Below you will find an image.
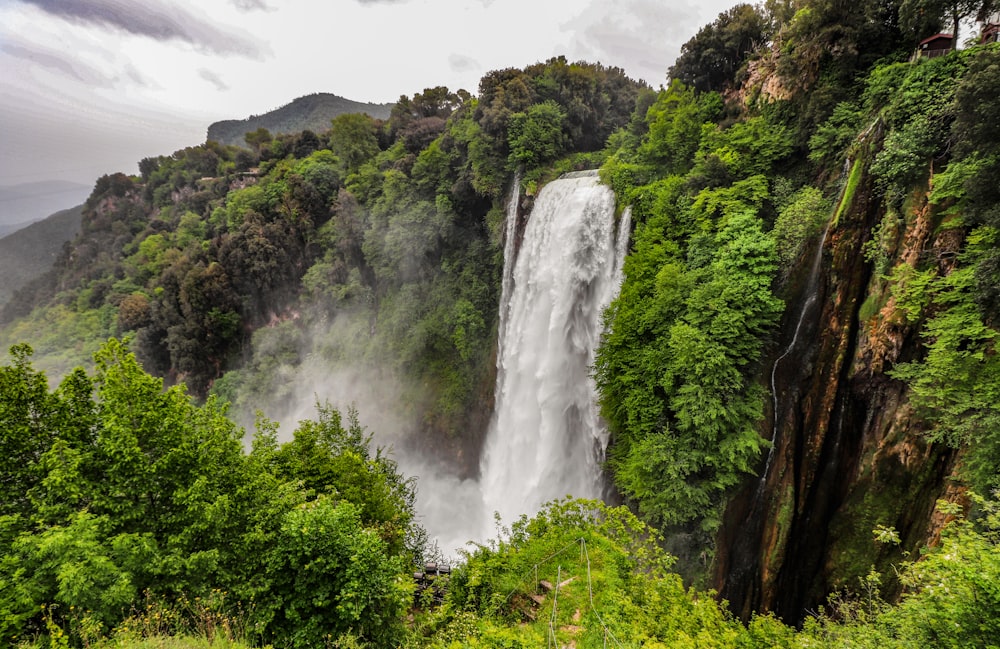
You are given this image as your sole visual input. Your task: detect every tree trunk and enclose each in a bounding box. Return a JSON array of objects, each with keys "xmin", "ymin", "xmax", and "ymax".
[{"xmin": 952, "ymin": 8, "xmax": 960, "ymax": 49}]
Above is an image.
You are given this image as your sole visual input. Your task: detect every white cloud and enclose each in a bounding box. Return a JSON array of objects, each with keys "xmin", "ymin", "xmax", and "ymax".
[{"xmin": 561, "ymin": 0, "xmax": 703, "ymax": 87}]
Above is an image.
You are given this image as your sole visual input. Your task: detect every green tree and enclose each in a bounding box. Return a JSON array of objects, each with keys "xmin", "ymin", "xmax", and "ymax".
[
  {"xmin": 0, "ymin": 345, "xmax": 57, "ymax": 523},
  {"xmin": 255, "ymin": 497, "xmax": 408, "ymax": 649},
  {"xmin": 273, "ymin": 404, "xmax": 418, "ymax": 557},
  {"xmin": 244, "ymin": 127, "xmax": 273, "ymax": 153},
  {"xmin": 636, "ymin": 81, "xmax": 709, "ymax": 176},
  {"xmin": 507, "ymin": 101, "xmax": 567, "ymax": 169},
  {"xmin": 669, "ymin": 3, "xmax": 772, "ymax": 92},
  {"xmin": 0, "ymin": 340, "xmax": 422, "ymax": 646},
  {"xmin": 329, "ymin": 113, "xmax": 380, "ymax": 176}
]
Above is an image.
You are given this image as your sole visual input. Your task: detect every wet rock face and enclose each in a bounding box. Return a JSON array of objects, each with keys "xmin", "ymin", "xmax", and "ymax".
[{"xmin": 714, "ymin": 162, "xmax": 958, "ymax": 622}]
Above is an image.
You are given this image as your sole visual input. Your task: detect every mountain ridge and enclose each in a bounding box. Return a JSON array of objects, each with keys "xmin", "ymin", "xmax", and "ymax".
[
  {"xmin": 0, "ymin": 180, "xmax": 91, "ymax": 228},
  {"xmin": 207, "ymin": 92, "xmax": 394, "ymax": 146},
  {"xmin": 0, "ymin": 203, "xmax": 83, "ymax": 308}
]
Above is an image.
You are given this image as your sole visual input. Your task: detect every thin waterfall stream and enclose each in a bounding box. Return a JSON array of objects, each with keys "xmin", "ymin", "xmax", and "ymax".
[
  {"xmin": 759, "ymin": 158, "xmax": 851, "ymax": 492},
  {"xmin": 757, "ymin": 224, "xmax": 830, "ymax": 494},
  {"xmin": 760, "ymin": 224, "xmax": 830, "ymax": 490}
]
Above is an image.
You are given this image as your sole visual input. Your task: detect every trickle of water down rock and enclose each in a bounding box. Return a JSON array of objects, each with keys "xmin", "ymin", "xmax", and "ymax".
[{"xmin": 479, "ymin": 170, "xmax": 630, "ymax": 531}]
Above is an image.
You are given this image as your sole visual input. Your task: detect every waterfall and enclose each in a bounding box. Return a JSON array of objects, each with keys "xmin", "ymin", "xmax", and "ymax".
[
  {"xmin": 479, "ymin": 170, "xmax": 627, "ymax": 529},
  {"xmin": 497, "ymin": 172, "xmax": 521, "ymax": 367},
  {"xmin": 761, "ymin": 211, "xmax": 834, "ymax": 492}
]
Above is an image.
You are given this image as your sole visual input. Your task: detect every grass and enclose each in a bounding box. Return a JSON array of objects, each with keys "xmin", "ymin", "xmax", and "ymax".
[
  {"xmin": 832, "ymin": 157, "xmax": 864, "ymax": 228},
  {"xmin": 89, "ymin": 636, "xmax": 255, "ymax": 649}
]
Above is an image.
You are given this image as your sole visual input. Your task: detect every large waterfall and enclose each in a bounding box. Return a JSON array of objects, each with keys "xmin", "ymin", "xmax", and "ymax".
[{"xmin": 479, "ymin": 170, "xmax": 629, "ymax": 529}]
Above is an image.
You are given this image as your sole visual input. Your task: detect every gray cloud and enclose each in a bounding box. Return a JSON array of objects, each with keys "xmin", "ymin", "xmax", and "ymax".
[
  {"xmin": 0, "ymin": 40, "xmax": 112, "ymax": 86},
  {"xmin": 123, "ymin": 63, "xmax": 155, "ymax": 88},
  {"xmin": 562, "ymin": 0, "xmax": 700, "ymax": 86},
  {"xmin": 448, "ymin": 52, "xmax": 480, "ymax": 74},
  {"xmin": 230, "ymin": 0, "xmax": 271, "ymax": 10},
  {"xmin": 198, "ymin": 68, "xmax": 230, "ymax": 91},
  {"xmin": 19, "ymin": 0, "xmax": 268, "ymax": 58}
]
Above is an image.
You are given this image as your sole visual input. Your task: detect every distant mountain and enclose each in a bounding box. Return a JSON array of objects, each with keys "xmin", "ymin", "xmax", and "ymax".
[
  {"xmin": 0, "ymin": 181, "xmax": 91, "ymax": 228},
  {"xmin": 207, "ymin": 93, "xmax": 394, "ymax": 147},
  {"xmin": 0, "ymin": 204, "xmax": 83, "ymax": 308},
  {"xmin": 0, "ymin": 219, "xmax": 35, "ymax": 238}
]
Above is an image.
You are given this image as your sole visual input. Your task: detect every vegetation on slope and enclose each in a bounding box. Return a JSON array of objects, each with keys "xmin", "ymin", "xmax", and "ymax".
[
  {"xmin": 1, "ymin": 59, "xmax": 642, "ymax": 441},
  {"xmin": 0, "ymin": 204, "xmax": 83, "ymax": 308},
  {"xmin": 881, "ymin": 46, "xmax": 1000, "ymax": 496},
  {"xmin": 1, "ymin": 340, "xmax": 416, "ymax": 648},
  {"xmin": 596, "ymin": 85, "xmax": 791, "ymax": 543},
  {"xmin": 593, "ymin": 0, "xmax": 1000, "ymax": 579},
  {"xmin": 4, "ymin": 363, "xmax": 995, "ymax": 649}
]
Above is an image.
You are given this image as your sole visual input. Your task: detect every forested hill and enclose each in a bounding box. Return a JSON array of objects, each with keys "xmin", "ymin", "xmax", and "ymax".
[
  {"xmin": 0, "ymin": 204, "xmax": 83, "ymax": 308},
  {"xmin": 206, "ymin": 92, "xmax": 394, "ymax": 146},
  {"xmin": 4, "ymin": 0, "xmax": 1000, "ymax": 644},
  {"xmin": 1, "ymin": 62, "xmax": 642, "ymax": 438}
]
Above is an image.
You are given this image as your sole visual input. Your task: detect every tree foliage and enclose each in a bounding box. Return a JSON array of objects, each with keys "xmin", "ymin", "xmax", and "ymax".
[
  {"xmin": 596, "ymin": 85, "xmax": 788, "ymax": 536},
  {"xmin": 0, "ymin": 340, "xmax": 418, "ymax": 648},
  {"xmin": 669, "ymin": 3, "xmax": 773, "ymax": 93}
]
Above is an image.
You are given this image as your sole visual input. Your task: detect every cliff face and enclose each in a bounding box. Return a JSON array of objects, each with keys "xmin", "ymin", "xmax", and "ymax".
[{"xmin": 715, "ymin": 138, "xmax": 962, "ymax": 621}]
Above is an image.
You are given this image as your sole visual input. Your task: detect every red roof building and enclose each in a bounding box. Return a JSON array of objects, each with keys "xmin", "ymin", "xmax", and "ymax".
[{"xmin": 918, "ymin": 33, "xmax": 954, "ymax": 57}]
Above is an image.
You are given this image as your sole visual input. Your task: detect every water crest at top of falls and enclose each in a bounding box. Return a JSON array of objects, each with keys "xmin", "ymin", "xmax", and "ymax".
[{"xmin": 479, "ymin": 171, "xmax": 629, "ymax": 530}]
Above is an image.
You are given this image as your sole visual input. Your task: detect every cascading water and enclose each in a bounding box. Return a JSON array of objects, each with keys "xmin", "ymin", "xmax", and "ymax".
[
  {"xmin": 497, "ymin": 171, "xmax": 522, "ymax": 361},
  {"xmin": 479, "ymin": 170, "xmax": 628, "ymax": 530}
]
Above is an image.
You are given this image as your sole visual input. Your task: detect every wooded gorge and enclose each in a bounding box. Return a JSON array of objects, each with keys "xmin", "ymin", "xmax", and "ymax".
[{"xmin": 3, "ymin": 0, "xmax": 1000, "ymax": 646}]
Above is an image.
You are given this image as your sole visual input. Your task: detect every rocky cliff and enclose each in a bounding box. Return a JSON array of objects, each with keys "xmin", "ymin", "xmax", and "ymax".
[{"xmin": 715, "ymin": 125, "xmax": 965, "ymax": 621}]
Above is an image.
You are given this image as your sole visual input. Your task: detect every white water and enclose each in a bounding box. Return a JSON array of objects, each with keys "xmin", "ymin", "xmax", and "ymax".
[
  {"xmin": 497, "ymin": 172, "xmax": 522, "ymax": 368},
  {"xmin": 478, "ymin": 170, "xmax": 627, "ymax": 531}
]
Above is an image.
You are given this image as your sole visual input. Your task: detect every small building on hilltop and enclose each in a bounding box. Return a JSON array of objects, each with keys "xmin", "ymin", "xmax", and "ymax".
[{"xmin": 918, "ymin": 33, "xmax": 954, "ymax": 58}]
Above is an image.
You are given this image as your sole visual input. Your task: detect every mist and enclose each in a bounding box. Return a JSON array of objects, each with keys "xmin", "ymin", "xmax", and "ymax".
[{"xmin": 225, "ymin": 308, "xmax": 488, "ymax": 560}]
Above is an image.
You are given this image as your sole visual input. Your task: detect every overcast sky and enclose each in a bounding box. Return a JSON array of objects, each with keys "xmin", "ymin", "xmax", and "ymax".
[{"xmin": 0, "ymin": 0, "xmax": 738, "ymax": 187}]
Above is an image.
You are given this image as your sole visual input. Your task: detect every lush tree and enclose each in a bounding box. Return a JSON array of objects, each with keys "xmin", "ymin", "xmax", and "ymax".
[
  {"xmin": 273, "ymin": 404, "xmax": 418, "ymax": 557},
  {"xmin": 900, "ymin": 0, "xmax": 994, "ymax": 45},
  {"xmin": 256, "ymin": 497, "xmax": 408, "ymax": 648},
  {"xmin": 244, "ymin": 127, "xmax": 273, "ymax": 153},
  {"xmin": 292, "ymin": 129, "xmax": 321, "ymax": 159},
  {"xmin": 0, "ymin": 344, "xmax": 60, "ymax": 523},
  {"xmin": 0, "ymin": 340, "xmax": 420, "ymax": 647},
  {"xmin": 669, "ymin": 3, "xmax": 772, "ymax": 92},
  {"xmin": 635, "ymin": 81, "xmax": 709, "ymax": 176},
  {"xmin": 507, "ymin": 100, "xmax": 566, "ymax": 169},
  {"xmin": 329, "ymin": 113, "xmax": 381, "ymax": 176}
]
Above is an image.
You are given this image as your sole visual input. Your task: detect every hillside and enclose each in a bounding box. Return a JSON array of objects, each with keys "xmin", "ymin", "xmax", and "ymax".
[
  {"xmin": 206, "ymin": 92, "xmax": 394, "ymax": 146},
  {"xmin": 0, "ymin": 204, "xmax": 83, "ymax": 308},
  {"xmin": 0, "ymin": 220, "xmax": 33, "ymax": 238},
  {"xmin": 0, "ymin": 180, "xmax": 90, "ymax": 228}
]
